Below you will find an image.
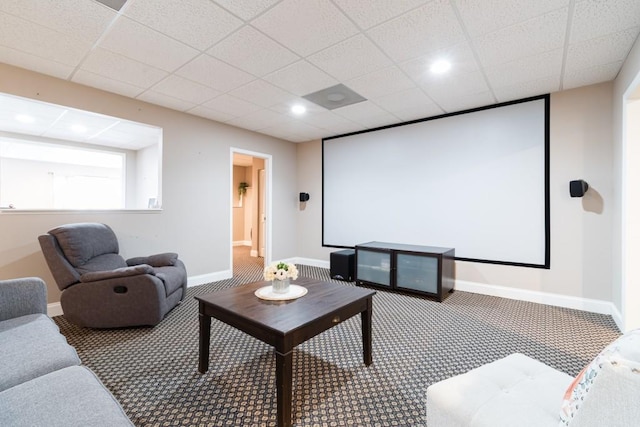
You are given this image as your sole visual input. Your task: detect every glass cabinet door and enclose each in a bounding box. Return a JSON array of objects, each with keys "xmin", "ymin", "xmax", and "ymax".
[
  {"xmin": 396, "ymin": 253, "xmax": 438, "ymax": 293},
  {"xmin": 356, "ymin": 249, "xmax": 391, "ymax": 287}
]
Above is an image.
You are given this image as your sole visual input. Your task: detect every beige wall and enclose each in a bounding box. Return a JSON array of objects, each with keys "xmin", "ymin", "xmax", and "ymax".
[
  {"xmin": 296, "ymin": 82, "xmax": 615, "ymax": 302},
  {"xmin": 0, "ymin": 63, "xmax": 298, "ymax": 303}
]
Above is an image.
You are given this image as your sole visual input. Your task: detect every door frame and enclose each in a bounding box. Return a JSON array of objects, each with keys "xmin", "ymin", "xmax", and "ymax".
[{"xmin": 230, "ymin": 148, "xmax": 272, "ymax": 271}]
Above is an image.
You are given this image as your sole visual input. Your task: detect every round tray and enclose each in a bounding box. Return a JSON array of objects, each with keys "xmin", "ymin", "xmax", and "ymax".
[{"xmin": 255, "ymin": 284, "xmax": 308, "ymax": 301}]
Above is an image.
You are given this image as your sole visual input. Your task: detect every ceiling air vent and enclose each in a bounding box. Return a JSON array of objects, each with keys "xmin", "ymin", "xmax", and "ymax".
[
  {"xmin": 95, "ymin": 0, "xmax": 128, "ymax": 11},
  {"xmin": 302, "ymin": 84, "xmax": 367, "ymax": 110}
]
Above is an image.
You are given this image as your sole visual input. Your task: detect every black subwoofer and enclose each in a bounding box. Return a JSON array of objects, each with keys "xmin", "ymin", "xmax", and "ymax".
[{"xmin": 330, "ymin": 249, "xmax": 355, "ymax": 281}]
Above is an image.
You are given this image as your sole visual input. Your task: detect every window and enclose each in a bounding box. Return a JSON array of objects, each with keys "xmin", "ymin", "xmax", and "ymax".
[{"xmin": 0, "ymin": 93, "xmax": 162, "ymax": 210}]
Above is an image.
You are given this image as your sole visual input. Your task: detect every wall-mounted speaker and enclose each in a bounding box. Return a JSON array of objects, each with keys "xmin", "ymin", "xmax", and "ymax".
[
  {"xmin": 299, "ymin": 192, "xmax": 310, "ymax": 202},
  {"xmin": 570, "ymin": 180, "xmax": 589, "ymax": 198}
]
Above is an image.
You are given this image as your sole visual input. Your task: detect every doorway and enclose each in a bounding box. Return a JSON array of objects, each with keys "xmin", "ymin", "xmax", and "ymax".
[{"xmin": 231, "ymin": 149, "xmax": 271, "ymax": 274}]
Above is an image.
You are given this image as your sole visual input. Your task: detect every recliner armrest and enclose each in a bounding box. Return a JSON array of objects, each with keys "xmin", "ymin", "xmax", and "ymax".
[
  {"xmin": 126, "ymin": 252, "xmax": 178, "ymax": 267},
  {"xmin": 0, "ymin": 277, "xmax": 47, "ymax": 321},
  {"xmin": 79, "ymin": 265, "xmax": 155, "ymax": 283}
]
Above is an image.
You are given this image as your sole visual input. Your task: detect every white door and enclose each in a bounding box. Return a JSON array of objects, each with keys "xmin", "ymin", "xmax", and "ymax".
[{"xmin": 258, "ymin": 168, "xmax": 266, "ymax": 258}]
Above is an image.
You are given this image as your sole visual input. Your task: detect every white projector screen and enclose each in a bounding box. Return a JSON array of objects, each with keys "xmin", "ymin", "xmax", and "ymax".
[{"xmin": 322, "ymin": 95, "xmax": 549, "ymax": 268}]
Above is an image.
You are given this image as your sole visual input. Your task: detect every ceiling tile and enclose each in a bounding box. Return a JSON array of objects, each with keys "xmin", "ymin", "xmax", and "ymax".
[
  {"xmin": 175, "ymin": 54, "xmax": 256, "ymax": 92},
  {"xmin": 366, "ymin": 0, "xmax": 466, "ymax": 62},
  {"xmin": 485, "ymin": 49, "xmax": 563, "ymax": 89},
  {"xmin": 0, "ymin": 93, "xmax": 67, "ymax": 136},
  {"xmin": 474, "ymin": 8, "xmax": 568, "ymax": 67},
  {"xmin": 0, "ymin": 45, "xmax": 73, "ymax": 80},
  {"xmin": 454, "ymin": 0, "xmax": 569, "ymax": 37},
  {"xmin": 0, "ymin": 0, "xmax": 117, "ymax": 43},
  {"xmin": 213, "ymin": 0, "xmax": 281, "ymax": 20},
  {"xmin": 42, "ymin": 109, "xmax": 120, "ymax": 141},
  {"xmin": 297, "ymin": 110, "xmax": 355, "ymax": 129},
  {"xmin": 90, "ymin": 120, "xmax": 161, "ymax": 150},
  {"xmin": 420, "ymin": 70, "xmax": 491, "ymax": 101},
  {"xmin": 72, "ymin": 69, "xmax": 146, "ymax": 98},
  {"xmin": 436, "ymin": 91, "xmax": 496, "ymax": 113},
  {"xmin": 392, "ymin": 103, "xmax": 445, "ymax": 122},
  {"xmin": 0, "ymin": 12, "xmax": 92, "ymax": 66},
  {"xmin": 80, "ymin": 48, "xmax": 168, "ymax": 89},
  {"xmin": 333, "ymin": 100, "xmax": 398, "ymax": 127},
  {"xmin": 565, "ymin": 27, "xmax": 639, "ymax": 73},
  {"xmin": 188, "ymin": 105, "xmax": 236, "ymax": 122},
  {"xmin": 252, "ymin": 0, "xmax": 359, "ymax": 56},
  {"xmin": 400, "ymin": 42, "xmax": 481, "ymax": 85},
  {"xmin": 136, "ymin": 90, "xmax": 198, "ymax": 112},
  {"xmin": 333, "ymin": 0, "xmax": 428, "ymax": 29},
  {"xmin": 98, "ymin": 16, "xmax": 199, "ymax": 72},
  {"xmin": 346, "ymin": 66, "xmax": 416, "ymax": 99},
  {"xmin": 571, "ymin": 0, "xmax": 640, "ymax": 43},
  {"xmin": 494, "ymin": 76, "xmax": 561, "ymax": 102},
  {"xmin": 371, "ymin": 88, "xmax": 436, "ymax": 114},
  {"xmin": 202, "ymin": 94, "xmax": 262, "ymax": 116},
  {"xmin": 269, "ymin": 98, "xmax": 328, "ymax": 117},
  {"xmin": 147, "ymin": 75, "xmax": 221, "ymax": 104},
  {"xmin": 226, "ymin": 109, "xmax": 294, "ymax": 131},
  {"xmin": 229, "ymin": 80, "xmax": 298, "ymax": 108},
  {"xmin": 124, "ymin": 0, "xmax": 243, "ymax": 51},
  {"xmin": 307, "ymin": 34, "xmax": 393, "ymax": 81},
  {"xmin": 263, "ymin": 61, "xmax": 338, "ymax": 96},
  {"xmin": 563, "ymin": 61, "xmax": 622, "ymax": 90},
  {"xmin": 207, "ymin": 25, "xmax": 299, "ymax": 76}
]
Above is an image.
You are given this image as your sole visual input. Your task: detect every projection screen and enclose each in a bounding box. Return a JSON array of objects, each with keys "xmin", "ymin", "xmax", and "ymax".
[{"xmin": 322, "ymin": 95, "xmax": 549, "ymax": 268}]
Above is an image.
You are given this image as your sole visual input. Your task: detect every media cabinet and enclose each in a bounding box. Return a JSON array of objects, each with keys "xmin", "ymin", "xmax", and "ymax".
[{"xmin": 355, "ymin": 241, "xmax": 455, "ymax": 301}]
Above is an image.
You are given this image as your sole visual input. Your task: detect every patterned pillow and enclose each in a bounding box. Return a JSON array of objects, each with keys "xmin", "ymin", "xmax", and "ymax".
[{"xmin": 559, "ymin": 329, "xmax": 640, "ymax": 426}]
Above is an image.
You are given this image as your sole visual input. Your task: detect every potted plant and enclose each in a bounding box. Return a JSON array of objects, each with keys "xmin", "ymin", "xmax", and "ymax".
[{"xmin": 238, "ymin": 182, "xmax": 249, "ymax": 197}]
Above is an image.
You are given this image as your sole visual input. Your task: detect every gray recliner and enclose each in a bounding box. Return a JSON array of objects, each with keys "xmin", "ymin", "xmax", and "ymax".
[{"xmin": 38, "ymin": 222, "xmax": 187, "ymax": 328}]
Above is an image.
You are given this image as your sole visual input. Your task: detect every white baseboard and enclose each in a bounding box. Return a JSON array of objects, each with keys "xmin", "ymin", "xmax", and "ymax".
[
  {"xmin": 250, "ymin": 249, "xmax": 258, "ymax": 257},
  {"xmin": 233, "ymin": 241, "xmax": 251, "ymax": 247},
  {"xmin": 455, "ymin": 279, "xmax": 621, "ymax": 324},
  {"xmin": 47, "ymin": 302, "xmax": 63, "ymax": 317},
  {"xmin": 187, "ymin": 270, "xmax": 233, "ymax": 287},
  {"xmin": 290, "ymin": 257, "xmax": 329, "ymax": 269}
]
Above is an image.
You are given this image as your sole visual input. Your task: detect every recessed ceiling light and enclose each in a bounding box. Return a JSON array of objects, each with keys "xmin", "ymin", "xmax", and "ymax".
[
  {"xmin": 15, "ymin": 114, "xmax": 35, "ymax": 123},
  {"xmin": 291, "ymin": 105, "xmax": 306, "ymax": 115},
  {"xmin": 430, "ymin": 60, "xmax": 452, "ymax": 74},
  {"xmin": 70, "ymin": 124, "xmax": 87, "ymax": 133}
]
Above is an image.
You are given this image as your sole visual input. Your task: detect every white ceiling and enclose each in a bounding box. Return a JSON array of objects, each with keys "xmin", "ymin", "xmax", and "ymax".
[{"xmin": 0, "ymin": 0, "xmax": 639, "ymax": 143}]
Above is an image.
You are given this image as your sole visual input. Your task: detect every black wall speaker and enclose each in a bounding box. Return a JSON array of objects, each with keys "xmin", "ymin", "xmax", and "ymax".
[
  {"xmin": 299, "ymin": 192, "xmax": 310, "ymax": 202},
  {"xmin": 570, "ymin": 180, "xmax": 589, "ymax": 198}
]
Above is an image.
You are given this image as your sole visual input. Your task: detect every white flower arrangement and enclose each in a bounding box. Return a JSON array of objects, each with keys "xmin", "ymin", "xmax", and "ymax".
[{"xmin": 264, "ymin": 261, "xmax": 299, "ymax": 282}]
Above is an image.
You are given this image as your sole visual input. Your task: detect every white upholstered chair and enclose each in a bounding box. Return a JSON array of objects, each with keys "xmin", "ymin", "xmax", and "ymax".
[{"xmin": 426, "ymin": 329, "xmax": 640, "ymax": 427}]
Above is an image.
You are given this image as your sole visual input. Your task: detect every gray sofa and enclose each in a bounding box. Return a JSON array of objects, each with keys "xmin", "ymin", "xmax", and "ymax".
[{"xmin": 0, "ymin": 277, "xmax": 134, "ymax": 426}]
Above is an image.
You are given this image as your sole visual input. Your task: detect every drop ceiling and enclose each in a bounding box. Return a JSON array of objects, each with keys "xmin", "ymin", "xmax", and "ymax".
[{"xmin": 0, "ymin": 0, "xmax": 638, "ymax": 143}]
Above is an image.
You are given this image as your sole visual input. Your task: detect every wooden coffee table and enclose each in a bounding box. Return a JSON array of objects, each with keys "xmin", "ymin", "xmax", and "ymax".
[{"xmin": 196, "ymin": 277, "xmax": 376, "ymax": 427}]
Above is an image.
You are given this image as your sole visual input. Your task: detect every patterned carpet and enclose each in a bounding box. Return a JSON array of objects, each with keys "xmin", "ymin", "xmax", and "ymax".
[{"xmin": 54, "ymin": 247, "xmax": 620, "ymax": 426}]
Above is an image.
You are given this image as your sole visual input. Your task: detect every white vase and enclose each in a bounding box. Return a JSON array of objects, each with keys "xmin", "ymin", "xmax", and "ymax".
[{"xmin": 272, "ymin": 278, "xmax": 290, "ymax": 294}]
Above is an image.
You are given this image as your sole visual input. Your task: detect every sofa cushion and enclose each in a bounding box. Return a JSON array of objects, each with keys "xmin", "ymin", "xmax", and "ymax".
[
  {"xmin": 75, "ymin": 253, "xmax": 127, "ymax": 275},
  {"xmin": 0, "ymin": 314, "xmax": 81, "ymax": 392},
  {"xmin": 155, "ymin": 264, "xmax": 187, "ymax": 296},
  {"xmin": 0, "ymin": 365, "xmax": 134, "ymax": 427},
  {"xmin": 559, "ymin": 329, "xmax": 640, "ymax": 426},
  {"xmin": 127, "ymin": 252, "xmax": 178, "ymax": 267},
  {"xmin": 49, "ymin": 223, "xmax": 119, "ymax": 268},
  {"xmin": 80, "ymin": 264, "xmax": 155, "ymax": 282},
  {"xmin": 426, "ymin": 353, "xmax": 573, "ymax": 427}
]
